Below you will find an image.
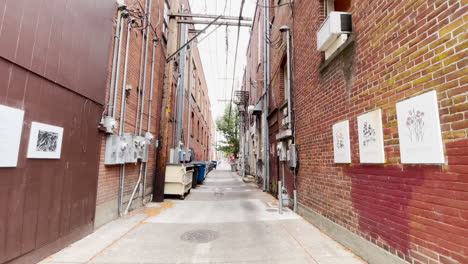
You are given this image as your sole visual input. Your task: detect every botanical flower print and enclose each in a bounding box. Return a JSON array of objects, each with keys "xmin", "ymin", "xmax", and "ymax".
[
  {"xmin": 406, "ymin": 108, "xmax": 425, "ymax": 142},
  {"xmin": 335, "ymin": 130, "xmax": 345, "ymax": 149},
  {"xmin": 362, "ymin": 121, "xmax": 376, "ymax": 147}
]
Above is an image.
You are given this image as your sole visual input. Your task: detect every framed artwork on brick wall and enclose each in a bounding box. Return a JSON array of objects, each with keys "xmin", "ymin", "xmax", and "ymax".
[
  {"xmin": 358, "ymin": 109, "xmax": 385, "ymax": 163},
  {"xmin": 333, "ymin": 120, "xmax": 351, "ymax": 163},
  {"xmin": 396, "ymin": 90, "xmax": 444, "ymax": 164}
]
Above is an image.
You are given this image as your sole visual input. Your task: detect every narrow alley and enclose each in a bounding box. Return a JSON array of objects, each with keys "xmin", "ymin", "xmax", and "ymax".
[
  {"xmin": 1, "ymin": 0, "xmax": 466, "ymax": 264},
  {"xmin": 39, "ymin": 165, "xmax": 364, "ymax": 264}
]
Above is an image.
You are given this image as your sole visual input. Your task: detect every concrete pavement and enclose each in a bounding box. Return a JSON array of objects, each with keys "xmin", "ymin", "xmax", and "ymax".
[{"xmin": 40, "ymin": 165, "xmax": 366, "ymax": 264}]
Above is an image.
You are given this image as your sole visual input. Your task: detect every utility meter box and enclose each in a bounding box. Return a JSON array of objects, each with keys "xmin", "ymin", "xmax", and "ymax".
[
  {"xmin": 140, "ymin": 132, "xmax": 154, "ymax": 162},
  {"xmin": 277, "ymin": 141, "xmax": 287, "ymax": 161},
  {"xmin": 289, "ymin": 144, "xmax": 297, "ymax": 168},
  {"xmin": 124, "ymin": 133, "xmax": 138, "ymax": 163},
  {"xmin": 105, "ymin": 135, "xmax": 127, "ymax": 165},
  {"xmin": 141, "ymin": 139, "xmax": 151, "ymax": 162},
  {"xmin": 179, "ymin": 148, "xmax": 192, "ymax": 162},
  {"xmin": 134, "ymin": 136, "xmax": 146, "ymax": 161}
]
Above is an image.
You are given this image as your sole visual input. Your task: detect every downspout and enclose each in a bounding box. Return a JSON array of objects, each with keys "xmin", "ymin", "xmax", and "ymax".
[
  {"xmin": 186, "ymin": 54, "xmax": 193, "ymax": 151},
  {"xmin": 118, "ymin": 16, "xmax": 132, "ymax": 217},
  {"xmin": 125, "ymin": 0, "xmax": 152, "ymax": 215},
  {"xmin": 139, "ymin": 0, "xmax": 152, "ymax": 136},
  {"xmin": 263, "ymin": 1, "xmax": 270, "ymax": 191},
  {"xmin": 284, "ymin": 27, "xmax": 292, "ymax": 129},
  {"xmin": 135, "ymin": 3, "xmax": 148, "ymax": 134},
  {"xmin": 174, "ymin": 8, "xmax": 188, "ymax": 160},
  {"xmin": 109, "ymin": 11, "xmax": 125, "ymax": 118}
]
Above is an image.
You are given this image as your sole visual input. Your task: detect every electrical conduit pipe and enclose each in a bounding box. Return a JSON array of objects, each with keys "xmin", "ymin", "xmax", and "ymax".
[
  {"xmin": 117, "ymin": 17, "xmax": 132, "ymax": 216},
  {"xmin": 125, "ymin": 0, "xmax": 152, "ymax": 215}
]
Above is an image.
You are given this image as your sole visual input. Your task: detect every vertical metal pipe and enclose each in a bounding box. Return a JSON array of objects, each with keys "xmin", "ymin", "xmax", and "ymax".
[
  {"xmin": 278, "ymin": 181, "xmax": 283, "ymax": 214},
  {"xmin": 263, "ymin": 0, "xmax": 270, "ymax": 191},
  {"xmin": 285, "ymin": 29, "xmax": 292, "ymax": 128},
  {"xmin": 118, "ymin": 18, "xmax": 131, "ymax": 217},
  {"xmin": 293, "ymin": 190, "xmax": 297, "ymax": 213},
  {"xmin": 139, "ymin": 0, "xmax": 152, "ymax": 136},
  {"xmin": 135, "ymin": 4, "xmax": 147, "ymax": 134},
  {"xmin": 282, "ymin": 161, "xmax": 285, "ymax": 187},
  {"xmin": 119, "ymin": 20, "xmax": 132, "ymax": 136},
  {"xmin": 186, "ymin": 54, "xmax": 193, "ymax": 150},
  {"xmin": 174, "ymin": 11, "xmax": 188, "ymax": 158},
  {"xmin": 109, "ymin": 13, "xmax": 125, "ymax": 117},
  {"xmin": 126, "ymin": 0, "xmax": 152, "ymax": 214},
  {"xmin": 118, "ymin": 164, "xmax": 126, "ymax": 216}
]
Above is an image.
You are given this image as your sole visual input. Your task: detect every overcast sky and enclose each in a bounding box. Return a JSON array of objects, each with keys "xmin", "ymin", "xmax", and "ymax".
[{"xmin": 188, "ymin": 0, "xmax": 257, "ymax": 123}]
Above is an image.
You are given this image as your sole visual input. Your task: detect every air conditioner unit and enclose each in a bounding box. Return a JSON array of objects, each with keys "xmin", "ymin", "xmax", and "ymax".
[{"xmin": 317, "ymin": 12, "xmax": 352, "ymax": 51}]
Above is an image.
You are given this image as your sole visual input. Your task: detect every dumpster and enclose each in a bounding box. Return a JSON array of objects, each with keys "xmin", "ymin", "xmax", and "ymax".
[
  {"xmin": 231, "ymin": 163, "xmax": 237, "ymax": 172},
  {"xmin": 193, "ymin": 162, "xmax": 207, "ymax": 184},
  {"xmin": 207, "ymin": 161, "xmax": 213, "ymax": 173},
  {"xmin": 212, "ymin": 160, "xmax": 218, "ymax": 169},
  {"xmin": 164, "ymin": 163, "xmax": 194, "ymax": 199},
  {"xmin": 191, "ymin": 164, "xmax": 200, "ymax": 188}
]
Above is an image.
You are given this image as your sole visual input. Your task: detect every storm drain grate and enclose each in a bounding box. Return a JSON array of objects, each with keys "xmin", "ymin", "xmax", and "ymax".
[
  {"xmin": 266, "ymin": 208, "xmax": 277, "ymax": 212},
  {"xmin": 181, "ymin": 229, "xmax": 219, "ymax": 243}
]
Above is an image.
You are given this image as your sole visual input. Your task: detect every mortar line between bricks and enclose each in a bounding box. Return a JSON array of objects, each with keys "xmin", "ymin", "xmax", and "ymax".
[{"xmin": 278, "ymin": 220, "xmax": 321, "ymax": 264}]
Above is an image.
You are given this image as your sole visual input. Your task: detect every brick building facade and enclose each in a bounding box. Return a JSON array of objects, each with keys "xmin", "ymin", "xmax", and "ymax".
[
  {"xmin": 95, "ymin": 0, "xmax": 167, "ymax": 227},
  {"xmin": 242, "ymin": 0, "xmax": 467, "ymax": 264},
  {"xmin": 95, "ymin": 0, "xmax": 213, "ymax": 227},
  {"xmin": 243, "ymin": 4, "xmax": 265, "ymax": 184},
  {"xmin": 181, "ymin": 29, "xmax": 213, "ymax": 162}
]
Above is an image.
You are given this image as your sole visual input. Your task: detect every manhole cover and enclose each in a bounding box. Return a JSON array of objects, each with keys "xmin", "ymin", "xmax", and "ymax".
[
  {"xmin": 181, "ymin": 229, "xmax": 219, "ymax": 243},
  {"xmin": 266, "ymin": 208, "xmax": 277, "ymax": 212}
]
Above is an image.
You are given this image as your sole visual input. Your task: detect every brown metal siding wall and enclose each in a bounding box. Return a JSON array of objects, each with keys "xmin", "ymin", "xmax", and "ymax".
[
  {"xmin": 0, "ymin": 0, "xmax": 115, "ymax": 263},
  {"xmin": 0, "ymin": 0, "xmax": 114, "ymax": 104}
]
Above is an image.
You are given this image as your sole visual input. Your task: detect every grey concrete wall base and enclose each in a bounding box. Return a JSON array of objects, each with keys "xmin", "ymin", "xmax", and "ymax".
[
  {"xmin": 95, "ymin": 189, "xmax": 153, "ymax": 229},
  {"xmin": 297, "ymin": 203, "xmax": 409, "ymax": 264}
]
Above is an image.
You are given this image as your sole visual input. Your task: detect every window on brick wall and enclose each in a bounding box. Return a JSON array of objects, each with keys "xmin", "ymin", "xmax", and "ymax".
[
  {"xmin": 163, "ymin": 0, "xmax": 170, "ymax": 39},
  {"xmin": 191, "ymin": 60, "xmax": 196, "ymax": 100},
  {"xmin": 317, "ymin": 0, "xmax": 353, "ymax": 59},
  {"xmin": 327, "ymin": 0, "xmax": 351, "ymax": 13},
  {"xmin": 197, "ymin": 80, "xmax": 201, "ymax": 106},
  {"xmin": 191, "ymin": 112, "xmax": 194, "ymax": 137},
  {"xmin": 197, "ymin": 120, "xmax": 200, "ymax": 142}
]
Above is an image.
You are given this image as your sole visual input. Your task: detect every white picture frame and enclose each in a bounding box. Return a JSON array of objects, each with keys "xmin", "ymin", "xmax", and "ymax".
[
  {"xmin": 0, "ymin": 105, "xmax": 25, "ymax": 167},
  {"xmin": 333, "ymin": 120, "xmax": 351, "ymax": 163},
  {"xmin": 27, "ymin": 122, "xmax": 64, "ymax": 159},
  {"xmin": 358, "ymin": 109, "xmax": 385, "ymax": 163},
  {"xmin": 396, "ymin": 91, "xmax": 444, "ymax": 164}
]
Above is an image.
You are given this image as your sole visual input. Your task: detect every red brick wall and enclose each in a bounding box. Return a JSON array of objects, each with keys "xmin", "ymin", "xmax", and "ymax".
[
  {"xmin": 292, "ymin": 0, "xmax": 467, "ymax": 264},
  {"xmin": 267, "ymin": 2, "xmax": 294, "ymax": 196},
  {"xmin": 245, "ymin": 6, "xmax": 264, "ymax": 108},
  {"xmin": 96, "ymin": 0, "xmax": 167, "ymax": 215},
  {"xmin": 181, "ymin": 40, "xmax": 213, "ymax": 162}
]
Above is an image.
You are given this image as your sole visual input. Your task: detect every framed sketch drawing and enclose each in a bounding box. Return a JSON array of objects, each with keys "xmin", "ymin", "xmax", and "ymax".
[
  {"xmin": 358, "ymin": 109, "xmax": 385, "ymax": 163},
  {"xmin": 0, "ymin": 105, "xmax": 25, "ymax": 167},
  {"xmin": 27, "ymin": 122, "xmax": 64, "ymax": 159},
  {"xmin": 396, "ymin": 91, "xmax": 444, "ymax": 164},
  {"xmin": 333, "ymin": 120, "xmax": 351, "ymax": 163}
]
